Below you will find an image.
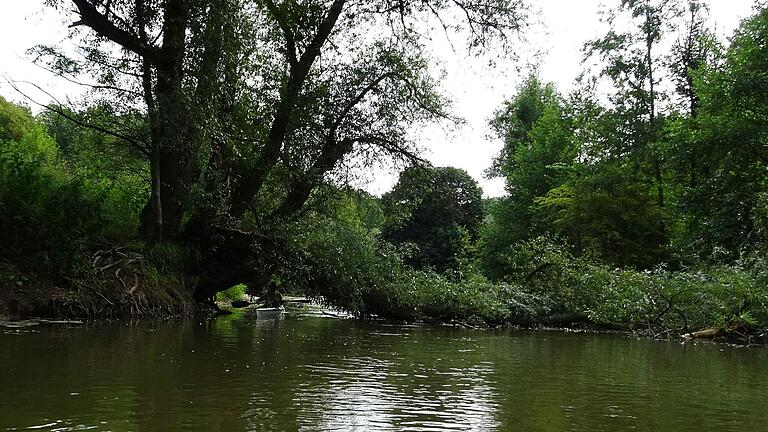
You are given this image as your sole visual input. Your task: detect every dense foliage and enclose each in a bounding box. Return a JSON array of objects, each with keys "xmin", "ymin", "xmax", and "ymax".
[
  {"xmin": 470, "ymin": 1, "xmax": 768, "ymax": 337},
  {"xmin": 382, "ymin": 166, "xmax": 484, "ymax": 273},
  {"xmin": 2, "ymin": 0, "xmax": 768, "ymax": 341},
  {"xmin": 0, "ymin": 98, "xmax": 106, "ymax": 274}
]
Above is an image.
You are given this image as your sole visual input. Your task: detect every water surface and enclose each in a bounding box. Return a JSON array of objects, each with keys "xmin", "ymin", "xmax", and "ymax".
[{"xmin": 1, "ymin": 311, "xmax": 766, "ymax": 431}]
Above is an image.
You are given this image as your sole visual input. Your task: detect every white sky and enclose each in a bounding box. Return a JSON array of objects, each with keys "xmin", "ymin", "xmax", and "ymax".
[{"xmin": 0, "ymin": 0, "xmax": 757, "ymax": 197}]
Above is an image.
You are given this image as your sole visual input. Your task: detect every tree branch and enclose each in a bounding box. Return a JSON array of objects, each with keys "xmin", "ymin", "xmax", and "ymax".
[
  {"xmin": 5, "ymin": 78, "xmax": 150, "ymax": 157},
  {"xmin": 264, "ymin": 0, "xmax": 298, "ymax": 65},
  {"xmin": 70, "ymin": 0, "xmax": 159, "ymax": 62}
]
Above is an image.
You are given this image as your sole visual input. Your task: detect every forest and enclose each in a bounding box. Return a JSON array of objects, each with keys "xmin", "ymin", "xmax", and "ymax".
[{"xmin": 1, "ymin": 0, "xmax": 767, "ymax": 343}]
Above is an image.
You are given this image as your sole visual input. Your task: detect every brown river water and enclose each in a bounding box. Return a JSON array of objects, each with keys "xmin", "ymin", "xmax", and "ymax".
[{"xmin": 1, "ymin": 309, "xmax": 767, "ymax": 431}]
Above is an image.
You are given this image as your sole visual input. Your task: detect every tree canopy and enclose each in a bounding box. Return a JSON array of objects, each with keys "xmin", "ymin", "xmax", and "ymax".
[
  {"xmin": 33, "ymin": 0, "xmax": 526, "ymax": 244},
  {"xmin": 4, "ymin": 0, "xmax": 768, "ymax": 337},
  {"xmin": 382, "ymin": 166, "xmax": 484, "ymax": 272}
]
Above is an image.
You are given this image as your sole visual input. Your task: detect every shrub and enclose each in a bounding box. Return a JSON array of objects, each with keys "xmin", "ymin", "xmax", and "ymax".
[
  {"xmin": 0, "ymin": 125, "xmax": 106, "ymax": 275},
  {"xmin": 478, "ymin": 236, "xmax": 768, "ymax": 332},
  {"xmin": 367, "ymin": 270, "xmax": 551, "ymax": 325},
  {"xmin": 287, "ymin": 215, "xmax": 402, "ymax": 314}
]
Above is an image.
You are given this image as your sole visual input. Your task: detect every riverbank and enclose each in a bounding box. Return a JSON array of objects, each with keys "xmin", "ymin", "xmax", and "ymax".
[
  {"xmin": 3, "ymin": 254, "xmax": 767, "ymax": 347},
  {"xmin": 0, "ymin": 259, "xmax": 197, "ymax": 321},
  {"xmin": 2, "ymin": 289, "xmax": 765, "ymax": 347}
]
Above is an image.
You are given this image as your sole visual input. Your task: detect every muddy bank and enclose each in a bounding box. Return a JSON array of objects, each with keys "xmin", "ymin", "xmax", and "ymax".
[
  {"xmin": 0, "ymin": 261, "xmax": 198, "ymax": 321},
  {"xmin": 0, "ymin": 287, "xmax": 198, "ymax": 321}
]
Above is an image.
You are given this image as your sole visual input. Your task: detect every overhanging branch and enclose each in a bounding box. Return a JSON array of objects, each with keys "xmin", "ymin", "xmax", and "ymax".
[{"xmin": 70, "ymin": 0, "xmax": 160, "ymax": 62}]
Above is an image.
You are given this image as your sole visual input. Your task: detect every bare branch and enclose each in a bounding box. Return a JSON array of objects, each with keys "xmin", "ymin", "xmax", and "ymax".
[{"xmin": 357, "ymin": 134, "xmax": 429, "ymax": 166}]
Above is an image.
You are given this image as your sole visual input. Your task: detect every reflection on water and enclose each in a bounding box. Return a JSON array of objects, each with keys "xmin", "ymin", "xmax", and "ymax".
[
  {"xmin": 297, "ymin": 357, "xmax": 498, "ymax": 431},
  {"xmin": 1, "ymin": 311, "xmax": 767, "ymax": 431}
]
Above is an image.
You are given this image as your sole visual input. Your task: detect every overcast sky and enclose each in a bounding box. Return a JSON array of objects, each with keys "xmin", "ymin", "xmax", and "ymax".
[{"xmin": 0, "ymin": 0, "xmax": 757, "ymax": 197}]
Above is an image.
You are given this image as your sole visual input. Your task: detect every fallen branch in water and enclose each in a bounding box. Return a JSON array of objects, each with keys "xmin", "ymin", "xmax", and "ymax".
[{"xmin": 682, "ymin": 325, "xmax": 743, "ymax": 341}]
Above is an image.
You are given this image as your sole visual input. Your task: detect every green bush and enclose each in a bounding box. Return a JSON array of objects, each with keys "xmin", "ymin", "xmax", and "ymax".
[
  {"xmin": 367, "ymin": 270, "xmax": 551, "ymax": 325},
  {"xmin": 216, "ymin": 284, "xmax": 247, "ymax": 303},
  {"xmin": 0, "ymin": 101, "xmax": 149, "ymax": 277},
  {"xmin": 284, "ymin": 215, "xmax": 551, "ymax": 325},
  {"xmin": 478, "ymin": 236, "xmax": 768, "ymax": 332},
  {"xmin": 568, "ymin": 265, "xmax": 768, "ymax": 331},
  {"xmin": 0, "ymin": 125, "xmax": 106, "ymax": 274},
  {"xmin": 287, "ymin": 215, "xmax": 401, "ymax": 313}
]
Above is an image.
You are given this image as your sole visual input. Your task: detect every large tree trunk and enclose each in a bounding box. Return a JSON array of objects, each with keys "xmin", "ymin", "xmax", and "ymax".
[
  {"xmin": 138, "ymin": 0, "xmax": 196, "ymax": 240},
  {"xmin": 181, "ymin": 0, "xmax": 235, "ymax": 239}
]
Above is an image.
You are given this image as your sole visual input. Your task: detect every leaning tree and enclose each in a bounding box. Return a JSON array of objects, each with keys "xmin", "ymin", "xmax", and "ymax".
[{"xmin": 37, "ymin": 0, "xmax": 527, "ymax": 299}]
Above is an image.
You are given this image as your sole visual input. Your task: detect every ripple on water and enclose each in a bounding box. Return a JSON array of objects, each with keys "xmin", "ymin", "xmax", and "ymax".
[
  {"xmin": 2, "ymin": 318, "xmax": 768, "ymax": 431},
  {"xmin": 284, "ymin": 354, "xmax": 500, "ymax": 431}
]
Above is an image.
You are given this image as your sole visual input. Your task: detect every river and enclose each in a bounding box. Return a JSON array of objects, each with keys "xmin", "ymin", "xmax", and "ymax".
[{"xmin": 1, "ymin": 309, "xmax": 766, "ymax": 431}]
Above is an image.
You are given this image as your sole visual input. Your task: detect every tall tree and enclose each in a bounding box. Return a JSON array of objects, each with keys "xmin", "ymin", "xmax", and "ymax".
[
  {"xmin": 668, "ymin": 0, "xmax": 716, "ymax": 117},
  {"xmin": 584, "ymin": 0, "xmax": 682, "ymax": 207},
  {"xmin": 39, "ymin": 0, "xmax": 219, "ymax": 239},
  {"xmin": 675, "ymin": 4, "xmax": 768, "ymax": 256},
  {"xmin": 39, "ymin": 0, "xmax": 527, "ymax": 298},
  {"xmin": 382, "ymin": 166, "xmax": 484, "ymax": 272},
  {"xmin": 41, "ymin": 0, "xmax": 524, "ymax": 232},
  {"xmin": 662, "ymin": 1, "xmax": 718, "ymax": 194},
  {"xmin": 486, "ymin": 75, "xmax": 575, "ymax": 244}
]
